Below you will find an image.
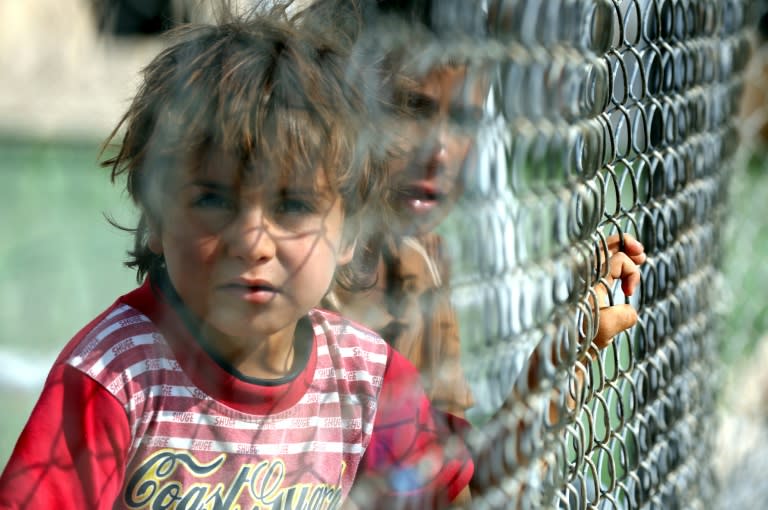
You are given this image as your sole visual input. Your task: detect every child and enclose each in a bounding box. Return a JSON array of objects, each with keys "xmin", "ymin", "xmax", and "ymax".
[
  {"xmin": 319, "ymin": 0, "xmax": 647, "ymax": 502},
  {"xmin": 316, "ymin": 0, "xmax": 646, "ymax": 422},
  {"xmin": 0, "ymin": 6, "xmax": 472, "ymax": 509}
]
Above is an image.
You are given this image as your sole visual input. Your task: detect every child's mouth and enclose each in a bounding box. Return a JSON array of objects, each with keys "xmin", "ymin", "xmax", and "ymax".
[
  {"xmin": 398, "ymin": 183, "xmax": 445, "ymax": 214},
  {"xmin": 222, "ymin": 281, "xmax": 279, "ymax": 304}
]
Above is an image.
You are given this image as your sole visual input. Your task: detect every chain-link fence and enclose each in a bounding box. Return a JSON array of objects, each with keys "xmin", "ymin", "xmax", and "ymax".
[
  {"xmin": 424, "ymin": 0, "xmax": 757, "ymax": 508},
  {"xmin": 0, "ymin": 0, "xmax": 764, "ymax": 508}
]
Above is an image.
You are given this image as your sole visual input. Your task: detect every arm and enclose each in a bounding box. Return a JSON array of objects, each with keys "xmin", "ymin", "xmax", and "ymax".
[
  {"xmin": 470, "ymin": 233, "xmax": 646, "ymax": 489},
  {"xmin": 350, "ymin": 348, "xmax": 473, "ymax": 509},
  {"xmin": 0, "ymin": 363, "xmax": 131, "ymax": 509},
  {"xmin": 529, "ymin": 234, "xmax": 646, "ymax": 411},
  {"xmin": 590, "ymin": 233, "xmax": 646, "ymax": 349}
]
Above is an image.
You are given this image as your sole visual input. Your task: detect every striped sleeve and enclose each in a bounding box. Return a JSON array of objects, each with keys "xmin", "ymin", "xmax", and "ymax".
[{"xmin": 0, "ymin": 362, "xmax": 131, "ymax": 509}]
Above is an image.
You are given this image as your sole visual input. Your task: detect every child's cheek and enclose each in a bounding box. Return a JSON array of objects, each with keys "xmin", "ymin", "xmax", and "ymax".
[
  {"xmin": 165, "ymin": 229, "xmax": 222, "ymax": 269},
  {"xmin": 196, "ymin": 236, "xmax": 225, "ymax": 264}
]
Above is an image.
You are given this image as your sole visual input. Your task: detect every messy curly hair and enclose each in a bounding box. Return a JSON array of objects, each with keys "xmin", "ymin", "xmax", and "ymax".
[{"xmin": 102, "ymin": 2, "xmax": 387, "ymax": 291}]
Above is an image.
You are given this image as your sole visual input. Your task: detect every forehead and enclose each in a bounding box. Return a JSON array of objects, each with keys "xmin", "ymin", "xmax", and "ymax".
[
  {"xmin": 176, "ymin": 147, "xmax": 332, "ymax": 192},
  {"xmin": 419, "ymin": 66, "xmax": 467, "ymax": 93},
  {"xmin": 414, "ymin": 64, "xmax": 488, "ymax": 106}
]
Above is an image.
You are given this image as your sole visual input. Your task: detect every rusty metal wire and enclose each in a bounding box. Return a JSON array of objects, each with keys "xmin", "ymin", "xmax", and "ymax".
[{"xmin": 425, "ymin": 0, "xmax": 757, "ymax": 508}]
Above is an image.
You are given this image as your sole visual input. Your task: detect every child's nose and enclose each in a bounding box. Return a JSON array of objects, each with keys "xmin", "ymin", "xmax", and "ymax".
[
  {"xmin": 423, "ymin": 131, "xmax": 450, "ymax": 179},
  {"xmin": 226, "ymin": 209, "xmax": 277, "ymax": 262}
]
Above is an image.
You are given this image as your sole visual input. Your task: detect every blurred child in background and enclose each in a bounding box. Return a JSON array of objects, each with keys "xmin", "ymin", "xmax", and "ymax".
[
  {"xmin": 310, "ymin": 3, "xmax": 647, "ymax": 502},
  {"xmin": 315, "ymin": 0, "xmax": 646, "ymax": 424}
]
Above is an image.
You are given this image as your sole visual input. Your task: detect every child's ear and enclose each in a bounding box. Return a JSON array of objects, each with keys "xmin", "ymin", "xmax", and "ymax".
[{"xmin": 337, "ymin": 238, "xmax": 357, "ymax": 266}]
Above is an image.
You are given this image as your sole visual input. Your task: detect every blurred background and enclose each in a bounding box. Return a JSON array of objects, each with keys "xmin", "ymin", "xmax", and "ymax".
[
  {"xmin": 0, "ymin": 0, "xmax": 170, "ymax": 465},
  {"xmin": 2, "ymin": 0, "xmax": 768, "ymax": 507}
]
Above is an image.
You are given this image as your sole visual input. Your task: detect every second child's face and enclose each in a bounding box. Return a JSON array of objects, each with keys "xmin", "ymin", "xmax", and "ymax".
[
  {"xmin": 390, "ymin": 65, "xmax": 485, "ymax": 235},
  {"xmin": 149, "ymin": 156, "xmax": 355, "ymax": 349}
]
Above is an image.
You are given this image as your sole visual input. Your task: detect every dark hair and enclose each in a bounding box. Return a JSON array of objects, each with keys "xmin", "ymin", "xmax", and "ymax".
[
  {"xmin": 102, "ymin": 3, "xmax": 386, "ymax": 290},
  {"xmin": 312, "ymin": 0, "xmax": 485, "ymax": 37},
  {"xmin": 304, "ymin": 0, "xmax": 487, "ymax": 104}
]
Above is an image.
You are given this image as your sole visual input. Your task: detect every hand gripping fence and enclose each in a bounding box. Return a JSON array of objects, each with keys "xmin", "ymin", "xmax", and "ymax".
[{"xmin": 426, "ymin": 1, "xmax": 756, "ymax": 508}]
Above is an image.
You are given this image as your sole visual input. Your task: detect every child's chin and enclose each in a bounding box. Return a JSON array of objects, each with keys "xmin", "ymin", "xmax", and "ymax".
[
  {"xmin": 396, "ymin": 216, "xmax": 440, "ymax": 236},
  {"xmin": 203, "ymin": 309, "xmax": 285, "ymax": 339},
  {"xmin": 394, "ymin": 211, "xmax": 445, "ymax": 237}
]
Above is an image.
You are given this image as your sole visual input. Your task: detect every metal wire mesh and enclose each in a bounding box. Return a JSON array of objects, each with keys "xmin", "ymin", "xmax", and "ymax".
[
  {"xmin": 0, "ymin": 1, "xmax": 760, "ymax": 508},
  {"xmin": 424, "ymin": 0, "xmax": 757, "ymax": 507}
]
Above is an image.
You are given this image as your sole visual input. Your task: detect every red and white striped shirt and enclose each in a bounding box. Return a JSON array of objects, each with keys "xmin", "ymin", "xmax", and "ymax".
[{"xmin": 0, "ymin": 280, "xmax": 472, "ymax": 509}]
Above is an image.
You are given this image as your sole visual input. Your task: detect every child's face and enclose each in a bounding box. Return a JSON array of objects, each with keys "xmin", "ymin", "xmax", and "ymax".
[
  {"xmin": 148, "ymin": 154, "xmax": 355, "ymax": 347},
  {"xmin": 389, "ymin": 65, "xmax": 485, "ymax": 235}
]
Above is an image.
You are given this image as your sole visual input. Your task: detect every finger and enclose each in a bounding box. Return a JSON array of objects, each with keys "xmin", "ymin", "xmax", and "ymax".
[
  {"xmin": 605, "ymin": 233, "xmax": 646, "ymax": 265},
  {"xmin": 594, "ymin": 304, "xmax": 638, "ymax": 349},
  {"xmin": 606, "ymin": 251, "xmax": 642, "ymax": 296},
  {"xmin": 605, "ymin": 232, "xmax": 640, "ymax": 252},
  {"xmin": 591, "ymin": 279, "xmax": 611, "ymax": 309}
]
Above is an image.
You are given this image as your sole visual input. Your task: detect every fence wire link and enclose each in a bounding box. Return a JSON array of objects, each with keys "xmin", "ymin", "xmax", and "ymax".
[{"xmin": 426, "ymin": 0, "xmax": 758, "ymax": 508}]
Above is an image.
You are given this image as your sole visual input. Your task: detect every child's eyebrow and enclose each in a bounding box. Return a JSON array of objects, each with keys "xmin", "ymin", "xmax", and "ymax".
[
  {"xmin": 280, "ymin": 186, "xmax": 337, "ymax": 205},
  {"xmin": 280, "ymin": 186, "xmax": 315, "ymax": 195},
  {"xmin": 181, "ymin": 178, "xmax": 335, "ymax": 202},
  {"xmin": 183, "ymin": 180, "xmax": 234, "ymax": 192}
]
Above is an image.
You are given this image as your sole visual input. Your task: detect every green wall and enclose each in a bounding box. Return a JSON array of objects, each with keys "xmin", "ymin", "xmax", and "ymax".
[{"xmin": 0, "ymin": 139, "xmax": 136, "ymax": 467}]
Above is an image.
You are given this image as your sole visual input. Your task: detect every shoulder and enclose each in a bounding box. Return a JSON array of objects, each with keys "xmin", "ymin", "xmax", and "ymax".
[
  {"xmin": 310, "ymin": 308, "xmax": 391, "ymax": 354},
  {"xmin": 63, "ymin": 302, "xmax": 164, "ymax": 376},
  {"xmin": 54, "ymin": 285, "xmax": 179, "ymax": 407},
  {"xmin": 55, "ymin": 282, "xmax": 164, "ymax": 366},
  {"xmin": 309, "ymin": 308, "xmax": 395, "ymax": 395},
  {"xmin": 309, "ymin": 308, "xmax": 429, "ymax": 377}
]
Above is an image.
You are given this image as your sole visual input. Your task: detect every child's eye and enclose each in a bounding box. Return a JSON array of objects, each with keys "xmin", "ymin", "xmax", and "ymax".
[
  {"xmin": 270, "ymin": 195, "xmax": 324, "ymax": 233},
  {"xmin": 450, "ymin": 105, "xmax": 484, "ymax": 128},
  {"xmin": 403, "ymin": 92, "xmax": 439, "ymax": 119},
  {"xmin": 274, "ymin": 198, "xmax": 316, "ymax": 216},
  {"xmin": 412, "ymin": 101, "xmax": 439, "ymax": 119},
  {"xmin": 192, "ymin": 192, "xmax": 236, "ymax": 210}
]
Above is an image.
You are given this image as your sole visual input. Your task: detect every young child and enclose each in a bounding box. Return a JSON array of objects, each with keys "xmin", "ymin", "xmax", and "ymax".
[
  {"xmin": 0, "ymin": 6, "xmax": 472, "ymax": 509},
  {"xmin": 309, "ymin": 9, "xmax": 647, "ymax": 501},
  {"xmin": 316, "ymin": 0, "xmax": 646, "ymax": 422}
]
